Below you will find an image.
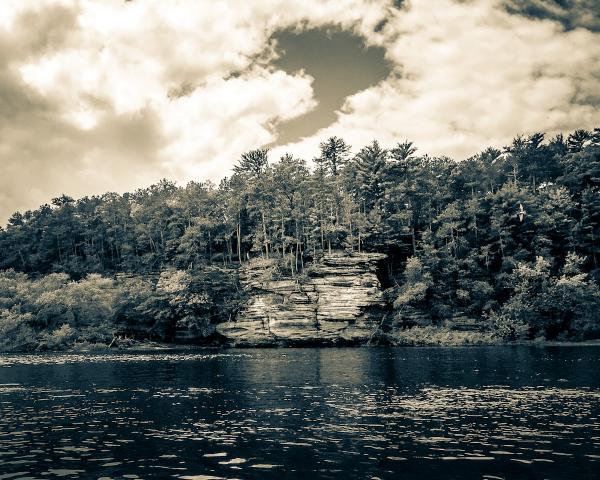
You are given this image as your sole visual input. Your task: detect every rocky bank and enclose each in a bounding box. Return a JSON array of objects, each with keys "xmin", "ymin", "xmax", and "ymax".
[{"xmin": 216, "ymin": 253, "xmax": 388, "ymax": 346}]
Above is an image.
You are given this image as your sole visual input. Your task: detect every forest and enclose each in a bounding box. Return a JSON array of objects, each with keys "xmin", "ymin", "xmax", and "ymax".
[{"xmin": 1, "ymin": 128, "xmax": 600, "ymax": 350}]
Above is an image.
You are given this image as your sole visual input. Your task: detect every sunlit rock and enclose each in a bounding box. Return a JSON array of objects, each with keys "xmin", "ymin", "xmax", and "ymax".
[{"xmin": 216, "ymin": 252, "xmax": 387, "ymax": 346}]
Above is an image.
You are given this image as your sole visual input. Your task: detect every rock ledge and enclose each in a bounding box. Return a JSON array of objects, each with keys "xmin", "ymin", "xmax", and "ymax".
[{"xmin": 217, "ymin": 253, "xmax": 387, "ymax": 346}]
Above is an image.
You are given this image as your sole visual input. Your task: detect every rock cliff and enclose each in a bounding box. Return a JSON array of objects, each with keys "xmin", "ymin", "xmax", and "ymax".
[{"xmin": 216, "ymin": 253, "xmax": 388, "ymax": 346}]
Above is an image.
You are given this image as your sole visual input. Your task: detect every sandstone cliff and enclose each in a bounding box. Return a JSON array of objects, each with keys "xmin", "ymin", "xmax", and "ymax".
[{"xmin": 216, "ymin": 252, "xmax": 388, "ymax": 346}]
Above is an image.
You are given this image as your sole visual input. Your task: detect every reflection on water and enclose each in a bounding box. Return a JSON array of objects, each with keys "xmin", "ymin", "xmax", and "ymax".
[{"xmin": 0, "ymin": 347, "xmax": 599, "ymax": 479}]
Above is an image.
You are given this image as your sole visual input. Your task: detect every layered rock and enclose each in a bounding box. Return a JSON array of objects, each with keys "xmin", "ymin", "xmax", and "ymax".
[{"xmin": 216, "ymin": 253, "xmax": 387, "ymax": 345}]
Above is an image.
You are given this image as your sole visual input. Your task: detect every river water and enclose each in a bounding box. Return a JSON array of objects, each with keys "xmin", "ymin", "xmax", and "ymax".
[{"xmin": 0, "ymin": 347, "xmax": 599, "ymax": 479}]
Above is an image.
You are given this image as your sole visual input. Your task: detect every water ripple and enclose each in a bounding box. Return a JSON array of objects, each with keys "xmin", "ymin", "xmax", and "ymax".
[{"xmin": 0, "ymin": 348, "xmax": 599, "ymax": 479}]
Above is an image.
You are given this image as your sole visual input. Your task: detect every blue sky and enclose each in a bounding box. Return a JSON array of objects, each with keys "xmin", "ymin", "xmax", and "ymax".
[{"xmin": 0, "ymin": 0, "xmax": 599, "ymax": 224}]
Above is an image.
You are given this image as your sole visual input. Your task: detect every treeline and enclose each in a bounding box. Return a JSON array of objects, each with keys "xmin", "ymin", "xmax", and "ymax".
[
  {"xmin": 0, "ymin": 268, "xmax": 242, "ymax": 351},
  {"xmin": 1, "ymin": 127, "xmax": 600, "ymax": 346}
]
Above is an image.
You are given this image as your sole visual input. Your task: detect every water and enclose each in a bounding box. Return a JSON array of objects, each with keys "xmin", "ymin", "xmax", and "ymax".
[{"xmin": 1, "ymin": 347, "xmax": 599, "ymax": 479}]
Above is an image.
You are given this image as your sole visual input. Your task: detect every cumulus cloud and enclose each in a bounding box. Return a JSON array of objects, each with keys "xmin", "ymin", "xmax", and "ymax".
[
  {"xmin": 0, "ymin": 0, "xmax": 599, "ymax": 224},
  {"xmin": 274, "ymin": 0, "xmax": 600, "ymax": 161},
  {"xmin": 0, "ymin": 0, "xmax": 392, "ymax": 223},
  {"xmin": 160, "ymin": 68, "xmax": 316, "ymax": 180}
]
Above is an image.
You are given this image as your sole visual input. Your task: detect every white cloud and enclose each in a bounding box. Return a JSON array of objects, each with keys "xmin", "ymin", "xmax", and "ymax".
[
  {"xmin": 0, "ymin": 0, "xmax": 394, "ymax": 223},
  {"xmin": 1, "ymin": 0, "xmax": 599, "ymax": 225},
  {"xmin": 15, "ymin": 0, "xmax": 392, "ymax": 132},
  {"xmin": 160, "ymin": 68, "xmax": 316, "ymax": 180},
  {"xmin": 276, "ymin": 0, "xmax": 600, "ymax": 160}
]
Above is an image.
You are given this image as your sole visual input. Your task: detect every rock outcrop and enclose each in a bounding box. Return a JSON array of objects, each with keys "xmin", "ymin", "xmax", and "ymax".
[{"xmin": 216, "ymin": 253, "xmax": 387, "ymax": 346}]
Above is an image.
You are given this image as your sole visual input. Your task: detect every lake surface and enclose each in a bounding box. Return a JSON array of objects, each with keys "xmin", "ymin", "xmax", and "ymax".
[{"xmin": 0, "ymin": 347, "xmax": 599, "ymax": 480}]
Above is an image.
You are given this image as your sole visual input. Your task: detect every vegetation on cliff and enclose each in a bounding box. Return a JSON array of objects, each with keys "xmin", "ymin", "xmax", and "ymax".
[{"xmin": 1, "ymin": 128, "xmax": 600, "ymax": 349}]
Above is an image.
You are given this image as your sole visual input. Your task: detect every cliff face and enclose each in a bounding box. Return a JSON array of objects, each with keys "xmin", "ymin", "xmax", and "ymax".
[{"xmin": 216, "ymin": 253, "xmax": 387, "ymax": 346}]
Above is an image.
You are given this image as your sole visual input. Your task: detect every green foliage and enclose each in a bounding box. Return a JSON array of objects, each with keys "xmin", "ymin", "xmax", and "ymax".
[
  {"xmin": 113, "ymin": 267, "xmax": 244, "ymax": 342},
  {"xmin": 0, "ymin": 270, "xmax": 118, "ymax": 351},
  {"xmin": 0, "ymin": 309, "xmax": 37, "ymax": 352},
  {"xmin": 1, "ymin": 128, "xmax": 600, "ymax": 343},
  {"xmin": 317, "ymin": 136, "xmax": 350, "ymax": 176},
  {"xmin": 0, "ymin": 264, "xmax": 245, "ymax": 350},
  {"xmin": 391, "ymin": 257, "xmax": 432, "ymax": 311},
  {"xmin": 39, "ymin": 324, "xmax": 76, "ymax": 351},
  {"xmin": 388, "ymin": 326, "xmax": 498, "ymax": 346},
  {"xmin": 488, "ymin": 254, "xmax": 600, "ymax": 339}
]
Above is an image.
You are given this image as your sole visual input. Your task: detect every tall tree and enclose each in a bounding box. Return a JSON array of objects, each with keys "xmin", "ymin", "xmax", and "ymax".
[{"xmin": 316, "ymin": 136, "xmax": 350, "ymax": 176}]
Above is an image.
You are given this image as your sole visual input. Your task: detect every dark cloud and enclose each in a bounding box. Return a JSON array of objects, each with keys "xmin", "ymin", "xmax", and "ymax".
[
  {"xmin": 0, "ymin": 1, "xmax": 336, "ymax": 225},
  {"xmin": 504, "ymin": 0, "xmax": 600, "ymax": 31},
  {"xmin": 86, "ymin": 108, "xmax": 166, "ymax": 161},
  {"xmin": 0, "ymin": 3, "xmax": 80, "ymax": 63},
  {"xmin": 0, "ymin": 81, "xmax": 166, "ymax": 222}
]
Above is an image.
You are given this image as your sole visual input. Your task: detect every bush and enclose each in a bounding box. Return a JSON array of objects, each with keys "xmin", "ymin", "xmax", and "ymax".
[
  {"xmin": 486, "ymin": 311, "xmax": 529, "ymax": 340},
  {"xmin": 0, "ymin": 309, "xmax": 37, "ymax": 351},
  {"xmin": 388, "ymin": 326, "xmax": 499, "ymax": 346},
  {"xmin": 39, "ymin": 324, "xmax": 75, "ymax": 350},
  {"xmin": 0, "ymin": 270, "xmax": 120, "ymax": 351},
  {"xmin": 490, "ymin": 253, "xmax": 600, "ymax": 339}
]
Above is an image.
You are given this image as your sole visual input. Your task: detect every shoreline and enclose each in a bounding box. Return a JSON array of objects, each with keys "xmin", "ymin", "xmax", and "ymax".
[
  {"xmin": 3, "ymin": 339, "xmax": 599, "ymax": 354},
  {"xmin": 3, "ymin": 325, "xmax": 600, "ymax": 354}
]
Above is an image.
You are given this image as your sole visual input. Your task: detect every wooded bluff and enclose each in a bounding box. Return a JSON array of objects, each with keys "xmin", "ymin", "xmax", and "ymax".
[{"xmin": 1, "ymin": 129, "xmax": 600, "ymax": 350}]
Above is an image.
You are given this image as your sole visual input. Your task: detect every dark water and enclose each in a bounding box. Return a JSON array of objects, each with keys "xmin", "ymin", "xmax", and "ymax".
[{"xmin": 0, "ymin": 347, "xmax": 599, "ymax": 480}]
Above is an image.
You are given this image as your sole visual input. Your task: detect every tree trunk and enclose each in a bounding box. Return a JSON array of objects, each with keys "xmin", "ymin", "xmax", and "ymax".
[
  {"xmin": 591, "ymin": 227, "xmax": 598, "ymax": 269},
  {"xmin": 295, "ymin": 219, "xmax": 299, "ymax": 272},
  {"xmin": 237, "ymin": 220, "xmax": 242, "ymax": 265},
  {"xmin": 262, "ymin": 211, "xmax": 269, "ymax": 259},
  {"xmin": 349, "ymin": 217, "xmax": 354, "ymax": 252},
  {"xmin": 320, "ymin": 220, "xmax": 324, "ymax": 251},
  {"xmin": 17, "ymin": 249, "xmax": 25, "ymax": 268}
]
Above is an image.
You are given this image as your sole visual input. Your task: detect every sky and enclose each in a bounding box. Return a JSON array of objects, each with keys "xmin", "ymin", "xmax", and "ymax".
[{"xmin": 0, "ymin": 0, "xmax": 599, "ymax": 225}]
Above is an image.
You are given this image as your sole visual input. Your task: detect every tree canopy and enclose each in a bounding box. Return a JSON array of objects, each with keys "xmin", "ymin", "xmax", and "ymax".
[{"xmin": 1, "ymin": 129, "xmax": 600, "ymax": 345}]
